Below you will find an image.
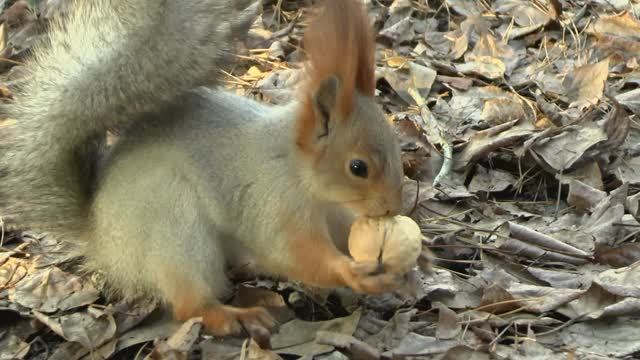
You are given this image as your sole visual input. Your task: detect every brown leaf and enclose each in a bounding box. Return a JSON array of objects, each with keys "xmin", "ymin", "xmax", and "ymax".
[
  {"xmin": 567, "ymin": 179, "xmax": 607, "ymax": 210},
  {"xmin": 467, "ymin": 32, "xmax": 520, "ymax": 75},
  {"xmin": 364, "ymin": 308, "xmax": 416, "ymax": 351},
  {"xmin": 493, "ymin": 0, "xmax": 552, "ymax": 27},
  {"xmin": 563, "ymin": 59, "xmax": 610, "ymax": 109},
  {"xmin": 434, "ymin": 303, "xmax": 461, "ymax": 340},
  {"xmin": 559, "ymin": 161, "xmax": 604, "ymax": 191},
  {"xmin": 33, "ymin": 308, "xmax": 117, "ymax": 351},
  {"xmin": 393, "ymin": 117, "xmax": 434, "ymax": 181},
  {"xmin": 546, "ymin": 318, "xmax": 640, "ymax": 358},
  {"xmin": 454, "ymin": 119, "xmax": 534, "ymax": 171},
  {"xmin": 455, "ymin": 55, "xmax": 506, "ymax": 80},
  {"xmin": 315, "ymin": 331, "xmax": 380, "ymax": 360},
  {"xmin": 441, "ymin": 345, "xmax": 491, "ymax": 360},
  {"xmin": 480, "ymin": 96, "xmax": 527, "ymax": 125},
  {"xmin": 9, "ymin": 266, "xmax": 100, "ymax": 313},
  {"xmin": 387, "ymin": 332, "xmax": 459, "ymax": 357},
  {"xmin": 594, "ymin": 243, "xmax": 640, "ymax": 268},
  {"xmin": 530, "ymin": 125, "xmax": 607, "ymax": 172},
  {"xmin": 593, "ymin": 263, "xmax": 640, "ymax": 297},
  {"xmin": 445, "ymin": 0, "xmax": 485, "ymax": 17},
  {"xmin": 587, "ymin": 11, "xmax": 640, "ymax": 39},
  {"xmin": 479, "ymin": 285, "xmax": 517, "ymax": 314},
  {"xmin": 616, "ymin": 88, "xmax": 640, "ymax": 116},
  {"xmin": 506, "ymin": 284, "xmax": 584, "ymax": 313},
  {"xmin": 580, "ymin": 185, "xmax": 627, "ymax": 246},
  {"xmin": 378, "ymin": 16, "xmax": 414, "ymax": 46},
  {"xmin": 0, "ymin": 333, "xmax": 29, "ymax": 360},
  {"xmin": 594, "ymin": 97, "xmax": 630, "ymax": 154},
  {"xmin": 436, "ymin": 75, "xmax": 473, "ymax": 90},
  {"xmin": 269, "ymin": 309, "xmax": 361, "ymax": 357},
  {"xmin": 407, "ymin": 62, "xmax": 436, "ymax": 103},
  {"xmin": 147, "ymin": 318, "xmax": 202, "ymax": 360},
  {"xmin": 468, "ymin": 165, "xmax": 517, "ymax": 193},
  {"xmin": 612, "ymin": 155, "xmax": 640, "ymax": 184}
]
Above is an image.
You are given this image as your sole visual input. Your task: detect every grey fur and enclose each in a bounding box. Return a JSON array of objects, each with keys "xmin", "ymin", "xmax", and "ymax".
[
  {"xmin": 0, "ymin": 0, "xmax": 259, "ymax": 236},
  {"xmin": 0, "ymin": 0, "xmax": 404, "ymax": 309}
]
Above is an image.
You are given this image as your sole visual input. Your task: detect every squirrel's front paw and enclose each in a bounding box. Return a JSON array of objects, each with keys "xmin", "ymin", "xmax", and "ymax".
[
  {"xmin": 202, "ymin": 305, "xmax": 277, "ymax": 340},
  {"xmin": 341, "ymin": 260, "xmax": 404, "ymax": 294}
]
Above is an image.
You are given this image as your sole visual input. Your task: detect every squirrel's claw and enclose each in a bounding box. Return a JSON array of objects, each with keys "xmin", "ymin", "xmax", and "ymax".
[
  {"xmin": 201, "ymin": 305, "xmax": 278, "ymax": 343},
  {"xmin": 341, "ymin": 260, "xmax": 404, "ymax": 294}
]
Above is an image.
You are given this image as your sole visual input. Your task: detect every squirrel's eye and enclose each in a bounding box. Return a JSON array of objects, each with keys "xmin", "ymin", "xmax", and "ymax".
[{"xmin": 349, "ymin": 159, "xmax": 368, "ymax": 178}]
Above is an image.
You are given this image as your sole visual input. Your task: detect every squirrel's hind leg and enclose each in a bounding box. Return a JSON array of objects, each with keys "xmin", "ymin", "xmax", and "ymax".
[
  {"xmin": 92, "ymin": 162, "xmax": 276, "ymax": 338},
  {"xmin": 157, "ymin": 265, "xmax": 276, "ymax": 338},
  {"xmin": 148, "ymin": 213, "xmax": 277, "ymax": 338}
]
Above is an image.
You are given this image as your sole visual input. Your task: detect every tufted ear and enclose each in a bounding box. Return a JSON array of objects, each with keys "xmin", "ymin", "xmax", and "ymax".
[
  {"xmin": 312, "ymin": 76, "xmax": 340, "ymax": 139},
  {"xmin": 295, "ymin": 0, "xmax": 376, "ymax": 154}
]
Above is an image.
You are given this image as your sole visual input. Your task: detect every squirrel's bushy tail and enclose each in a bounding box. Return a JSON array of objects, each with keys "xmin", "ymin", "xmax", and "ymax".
[{"xmin": 0, "ymin": 0, "xmax": 259, "ymax": 238}]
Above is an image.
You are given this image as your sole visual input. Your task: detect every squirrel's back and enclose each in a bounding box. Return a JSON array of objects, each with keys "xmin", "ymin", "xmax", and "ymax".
[{"xmin": 0, "ymin": 0, "xmax": 259, "ymax": 238}]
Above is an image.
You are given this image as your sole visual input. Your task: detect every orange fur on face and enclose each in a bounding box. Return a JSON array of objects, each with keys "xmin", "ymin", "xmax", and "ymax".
[{"xmin": 296, "ymin": 0, "xmax": 376, "ymax": 152}]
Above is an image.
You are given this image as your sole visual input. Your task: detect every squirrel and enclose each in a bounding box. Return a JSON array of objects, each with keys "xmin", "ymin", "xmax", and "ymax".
[{"xmin": 0, "ymin": 0, "xmax": 405, "ymax": 337}]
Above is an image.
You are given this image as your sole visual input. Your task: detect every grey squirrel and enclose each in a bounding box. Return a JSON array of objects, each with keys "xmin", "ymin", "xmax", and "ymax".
[{"xmin": 0, "ymin": 0, "xmax": 405, "ymax": 337}]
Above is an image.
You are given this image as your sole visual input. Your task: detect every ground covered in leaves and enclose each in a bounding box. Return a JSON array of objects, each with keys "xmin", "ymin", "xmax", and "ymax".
[{"xmin": 1, "ymin": 0, "xmax": 640, "ymax": 359}]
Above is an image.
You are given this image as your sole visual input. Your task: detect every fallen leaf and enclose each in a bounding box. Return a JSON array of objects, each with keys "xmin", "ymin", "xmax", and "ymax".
[
  {"xmin": 587, "ymin": 11, "xmax": 640, "ymax": 39},
  {"xmin": 454, "ymin": 119, "xmax": 534, "ymax": 171},
  {"xmin": 530, "ymin": 126, "xmax": 608, "ymax": 172},
  {"xmin": 147, "ymin": 318, "xmax": 202, "ymax": 360},
  {"xmin": 386, "ymin": 332, "xmax": 459, "ymax": 357},
  {"xmin": 315, "ymin": 331, "xmax": 380, "ymax": 360},
  {"xmin": 616, "ymin": 88, "xmax": 640, "ymax": 116},
  {"xmin": 493, "ymin": 0, "xmax": 552, "ymax": 27},
  {"xmin": 33, "ymin": 308, "xmax": 117, "ymax": 351},
  {"xmin": 378, "ymin": 16, "xmax": 414, "ymax": 46},
  {"xmin": 567, "ymin": 179, "xmax": 607, "ymax": 210},
  {"xmin": 9, "ymin": 266, "xmax": 100, "ymax": 313},
  {"xmin": 270, "ymin": 309, "xmax": 361, "ymax": 357},
  {"xmin": 0, "ymin": 333, "xmax": 29, "ymax": 360},
  {"xmin": 468, "ymin": 165, "xmax": 518, "ymax": 193},
  {"xmin": 455, "ymin": 55, "xmax": 506, "ymax": 79},
  {"xmin": 364, "ymin": 308, "xmax": 416, "ymax": 351},
  {"xmin": 435, "ymin": 302, "xmax": 461, "ymax": 340},
  {"xmin": 539, "ymin": 318, "xmax": 640, "ymax": 358},
  {"xmin": 563, "ymin": 59, "xmax": 610, "ymax": 109}
]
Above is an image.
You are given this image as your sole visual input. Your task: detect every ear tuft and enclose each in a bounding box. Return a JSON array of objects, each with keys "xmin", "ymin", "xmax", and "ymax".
[
  {"xmin": 302, "ymin": 0, "xmax": 375, "ymax": 117},
  {"xmin": 296, "ymin": 0, "xmax": 376, "ymax": 155}
]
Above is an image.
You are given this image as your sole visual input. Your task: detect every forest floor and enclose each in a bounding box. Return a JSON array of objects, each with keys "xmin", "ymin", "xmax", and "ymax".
[{"xmin": 1, "ymin": 0, "xmax": 640, "ymax": 359}]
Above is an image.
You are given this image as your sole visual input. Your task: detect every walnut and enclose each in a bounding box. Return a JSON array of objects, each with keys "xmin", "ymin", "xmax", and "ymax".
[{"xmin": 348, "ymin": 215, "xmax": 422, "ymax": 273}]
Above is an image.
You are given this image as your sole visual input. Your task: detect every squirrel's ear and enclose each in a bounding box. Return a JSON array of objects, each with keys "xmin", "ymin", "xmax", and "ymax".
[{"xmin": 312, "ymin": 75, "xmax": 340, "ymax": 138}]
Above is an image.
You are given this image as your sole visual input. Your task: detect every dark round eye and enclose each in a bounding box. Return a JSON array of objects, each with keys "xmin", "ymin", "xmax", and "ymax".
[{"xmin": 349, "ymin": 159, "xmax": 368, "ymax": 178}]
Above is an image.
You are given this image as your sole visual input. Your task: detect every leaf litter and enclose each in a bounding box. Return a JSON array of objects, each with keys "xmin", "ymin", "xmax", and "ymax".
[{"xmin": 0, "ymin": 0, "xmax": 640, "ymax": 359}]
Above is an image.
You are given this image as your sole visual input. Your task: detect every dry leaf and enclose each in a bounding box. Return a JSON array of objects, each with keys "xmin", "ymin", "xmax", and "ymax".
[
  {"xmin": 269, "ymin": 309, "xmax": 361, "ymax": 357},
  {"xmin": 493, "ymin": 0, "xmax": 552, "ymax": 27},
  {"xmin": 468, "ymin": 165, "xmax": 517, "ymax": 193},
  {"xmin": 0, "ymin": 333, "xmax": 29, "ymax": 360},
  {"xmin": 434, "ymin": 303, "xmax": 461, "ymax": 340},
  {"xmin": 33, "ymin": 308, "xmax": 117, "ymax": 351},
  {"xmin": 9, "ymin": 266, "xmax": 100, "ymax": 313},
  {"xmin": 455, "ymin": 55, "xmax": 506, "ymax": 79},
  {"xmin": 315, "ymin": 331, "xmax": 380, "ymax": 360},
  {"xmin": 587, "ymin": 11, "xmax": 640, "ymax": 39},
  {"xmin": 147, "ymin": 318, "xmax": 202, "ymax": 360},
  {"xmin": 563, "ymin": 59, "xmax": 610, "ymax": 109}
]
